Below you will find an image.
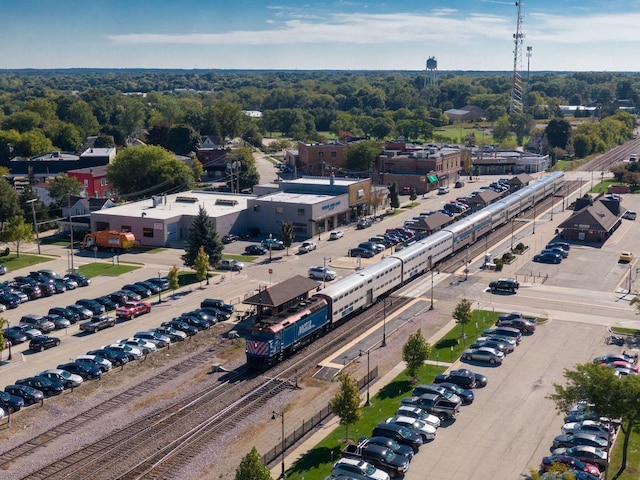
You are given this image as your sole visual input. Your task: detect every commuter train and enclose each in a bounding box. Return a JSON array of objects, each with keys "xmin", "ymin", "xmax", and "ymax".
[{"xmin": 246, "ymin": 171, "xmax": 564, "ymax": 368}]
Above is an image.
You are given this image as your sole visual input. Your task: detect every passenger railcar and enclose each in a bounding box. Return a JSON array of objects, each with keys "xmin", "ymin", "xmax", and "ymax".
[
  {"xmin": 246, "ymin": 171, "xmax": 564, "ymax": 368},
  {"xmin": 245, "ymin": 296, "xmax": 329, "ymax": 368}
]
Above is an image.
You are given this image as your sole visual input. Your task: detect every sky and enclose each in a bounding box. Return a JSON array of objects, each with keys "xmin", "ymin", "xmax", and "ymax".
[{"xmin": 1, "ymin": 0, "xmax": 639, "ymax": 71}]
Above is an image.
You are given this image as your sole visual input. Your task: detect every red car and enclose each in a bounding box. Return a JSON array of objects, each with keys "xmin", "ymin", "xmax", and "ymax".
[{"xmin": 116, "ymin": 301, "xmax": 151, "ymax": 320}]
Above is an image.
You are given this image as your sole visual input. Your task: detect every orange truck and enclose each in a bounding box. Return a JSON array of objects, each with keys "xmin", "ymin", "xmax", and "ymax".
[{"xmin": 82, "ymin": 231, "xmax": 136, "ymax": 252}]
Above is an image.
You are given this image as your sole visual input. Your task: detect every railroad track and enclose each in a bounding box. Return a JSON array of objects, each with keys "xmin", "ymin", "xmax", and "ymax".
[{"xmin": 13, "ymin": 292, "xmax": 411, "ymax": 479}]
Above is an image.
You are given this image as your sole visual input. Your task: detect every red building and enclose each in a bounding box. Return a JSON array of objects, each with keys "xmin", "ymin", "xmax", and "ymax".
[{"xmin": 68, "ymin": 165, "xmax": 112, "ymax": 198}]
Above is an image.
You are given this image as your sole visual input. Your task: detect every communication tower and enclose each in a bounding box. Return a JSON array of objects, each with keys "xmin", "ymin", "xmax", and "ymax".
[
  {"xmin": 509, "ymin": 2, "xmax": 525, "ymax": 114},
  {"xmin": 424, "ymin": 57, "xmax": 438, "ymax": 87}
]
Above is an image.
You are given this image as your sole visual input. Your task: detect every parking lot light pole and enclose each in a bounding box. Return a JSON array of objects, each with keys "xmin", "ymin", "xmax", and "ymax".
[
  {"xmin": 7, "ymin": 319, "xmax": 12, "ymax": 361},
  {"xmin": 359, "ymin": 349, "xmax": 371, "ymax": 406},
  {"xmin": 26, "ymin": 198, "xmax": 40, "ymax": 255},
  {"xmin": 268, "ymin": 233, "xmax": 273, "ymax": 262},
  {"xmin": 323, "ymin": 257, "xmax": 332, "ymax": 289},
  {"xmin": 158, "ymin": 271, "xmax": 162, "ymax": 304},
  {"xmin": 382, "ymin": 298, "xmax": 387, "ymax": 347},
  {"xmin": 271, "ymin": 410, "xmax": 285, "ymax": 478}
]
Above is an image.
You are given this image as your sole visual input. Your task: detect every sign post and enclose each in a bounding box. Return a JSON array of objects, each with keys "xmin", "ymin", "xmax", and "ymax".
[{"xmin": 268, "ymin": 268, "xmax": 273, "ymax": 285}]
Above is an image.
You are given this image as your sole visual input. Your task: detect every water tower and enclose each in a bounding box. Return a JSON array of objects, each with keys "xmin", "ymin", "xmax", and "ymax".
[{"xmin": 425, "ymin": 57, "xmax": 438, "ymax": 87}]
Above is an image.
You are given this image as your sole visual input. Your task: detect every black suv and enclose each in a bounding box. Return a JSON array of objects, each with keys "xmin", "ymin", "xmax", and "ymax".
[
  {"xmin": 401, "ymin": 393, "xmax": 461, "ymax": 421},
  {"xmin": 488, "ymin": 278, "xmax": 519, "ymax": 293},
  {"xmin": 48, "ymin": 307, "xmax": 80, "ymax": 324},
  {"xmin": 371, "ymin": 423, "xmax": 423, "ymax": 453},
  {"xmin": 29, "ymin": 335, "xmax": 61, "ymax": 352}
]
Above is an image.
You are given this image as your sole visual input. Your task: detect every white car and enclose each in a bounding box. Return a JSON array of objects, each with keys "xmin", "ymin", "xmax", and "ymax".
[
  {"xmin": 118, "ymin": 337, "xmax": 157, "ymax": 355},
  {"xmin": 331, "ymin": 458, "xmax": 390, "ymax": 480},
  {"xmin": 308, "ymin": 266, "xmax": 337, "ymax": 281},
  {"xmin": 298, "ymin": 241, "xmax": 317, "ymax": 253},
  {"xmin": 76, "ymin": 354, "xmax": 112, "ymax": 372},
  {"xmin": 38, "ymin": 368, "xmax": 84, "ymax": 388},
  {"xmin": 385, "ymin": 415, "xmax": 437, "ymax": 441},
  {"xmin": 395, "ymin": 405, "xmax": 441, "ymax": 428},
  {"xmin": 329, "ymin": 230, "xmax": 344, "ymax": 240}
]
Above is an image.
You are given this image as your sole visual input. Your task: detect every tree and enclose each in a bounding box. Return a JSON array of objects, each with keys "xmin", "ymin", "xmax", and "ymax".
[
  {"xmin": 492, "ymin": 115, "xmax": 511, "ymax": 143},
  {"xmin": 0, "ymin": 178, "xmax": 22, "ymax": 227},
  {"xmin": 546, "ymin": 118, "xmax": 572, "ymax": 149},
  {"xmin": 226, "ymin": 147, "xmax": 260, "ymax": 191},
  {"xmin": 107, "ymin": 145, "xmax": 196, "ymax": 199},
  {"xmin": 168, "ymin": 265, "xmax": 180, "ymax": 297},
  {"xmin": 549, "ymin": 363, "xmax": 640, "ymax": 478},
  {"xmin": 329, "ymin": 373, "xmax": 362, "ymax": 443},
  {"xmin": 369, "ymin": 186, "xmax": 387, "ymax": 218},
  {"xmin": 402, "ymin": 330, "xmax": 431, "ymax": 381},
  {"xmin": 389, "ymin": 182, "xmax": 400, "ymax": 209},
  {"xmin": 452, "ymin": 298, "xmax": 473, "ymax": 343},
  {"xmin": 345, "ymin": 140, "xmax": 380, "ymax": 172},
  {"xmin": 0, "ymin": 215, "xmax": 34, "ymax": 258},
  {"xmin": 235, "ymin": 446, "xmax": 272, "ymax": 480},
  {"xmin": 165, "ymin": 124, "xmax": 200, "ymax": 155},
  {"xmin": 280, "ymin": 221, "xmax": 294, "ymax": 255},
  {"xmin": 182, "ymin": 205, "xmax": 223, "ymax": 268},
  {"xmin": 194, "ymin": 246, "xmax": 210, "ymax": 286},
  {"xmin": 0, "ymin": 317, "xmax": 7, "ymax": 360},
  {"xmin": 48, "ymin": 175, "xmax": 83, "ymax": 206},
  {"xmin": 409, "ymin": 188, "xmax": 417, "ymax": 202}
]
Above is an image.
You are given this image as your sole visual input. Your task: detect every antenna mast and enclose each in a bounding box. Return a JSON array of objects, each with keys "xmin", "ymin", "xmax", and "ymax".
[{"xmin": 510, "ymin": 1, "xmax": 525, "ymax": 114}]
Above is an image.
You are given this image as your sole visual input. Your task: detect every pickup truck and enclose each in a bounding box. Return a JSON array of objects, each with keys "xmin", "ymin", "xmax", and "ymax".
[
  {"xmin": 341, "ymin": 442, "xmax": 409, "ymax": 478},
  {"xmin": 298, "ymin": 241, "xmax": 317, "ymax": 254},
  {"xmin": 116, "ymin": 301, "xmax": 152, "ymax": 320},
  {"xmin": 79, "ymin": 315, "xmax": 117, "ymax": 333}
]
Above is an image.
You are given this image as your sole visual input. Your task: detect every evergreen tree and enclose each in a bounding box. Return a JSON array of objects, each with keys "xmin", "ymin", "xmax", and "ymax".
[
  {"xmin": 409, "ymin": 188, "xmax": 417, "ymax": 201},
  {"xmin": 329, "ymin": 373, "xmax": 362, "ymax": 442},
  {"xmin": 235, "ymin": 446, "xmax": 272, "ymax": 480},
  {"xmin": 402, "ymin": 330, "xmax": 431, "ymax": 382},
  {"xmin": 389, "ymin": 182, "xmax": 400, "ymax": 209},
  {"xmin": 182, "ymin": 205, "xmax": 223, "ymax": 267}
]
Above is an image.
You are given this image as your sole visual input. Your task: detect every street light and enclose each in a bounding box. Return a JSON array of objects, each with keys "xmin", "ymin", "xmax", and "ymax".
[
  {"xmin": 7, "ymin": 319, "xmax": 12, "ymax": 361},
  {"xmin": 323, "ymin": 257, "xmax": 332, "ymax": 289},
  {"xmin": 26, "ymin": 199, "xmax": 40, "ymax": 255},
  {"xmin": 510, "ymin": 218, "xmax": 515, "ymax": 251},
  {"xmin": 271, "ymin": 410, "xmax": 285, "ymax": 479},
  {"xmin": 268, "ymin": 233, "xmax": 273, "ymax": 262},
  {"xmin": 359, "ymin": 349, "xmax": 371, "ymax": 406},
  {"xmin": 429, "ymin": 266, "xmax": 434, "ymax": 311}
]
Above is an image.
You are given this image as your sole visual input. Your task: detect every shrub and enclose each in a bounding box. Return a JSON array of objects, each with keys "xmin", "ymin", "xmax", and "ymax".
[{"xmin": 493, "ymin": 258, "xmax": 504, "ymax": 271}]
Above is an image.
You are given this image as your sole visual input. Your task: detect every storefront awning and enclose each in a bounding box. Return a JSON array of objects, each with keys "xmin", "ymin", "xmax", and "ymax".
[{"xmin": 427, "ymin": 175, "xmax": 439, "ymax": 183}]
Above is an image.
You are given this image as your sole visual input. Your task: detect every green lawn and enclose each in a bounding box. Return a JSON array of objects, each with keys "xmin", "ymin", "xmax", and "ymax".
[
  {"xmin": 223, "ymin": 253, "xmax": 258, "ymax": 262},
  {"xmin": 78, "ymin": 263, "xmax": 140, "ymax": 278},
  {"xmin": 609, "ymin": 425, "xmax": 640, "ymax": 480},
  {"xmin": 284, "ymin": 364, "xmax": 446, "ymax": 480},
  {"xmin": 0, "ymin": 253, "xmax": 52, "ymax": 271}
]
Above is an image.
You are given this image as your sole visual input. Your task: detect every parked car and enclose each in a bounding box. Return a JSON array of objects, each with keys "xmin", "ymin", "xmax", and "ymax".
[
  {"xmin": 331, "ymin": 458, "xmax": 390, "ymax": 480},
  {"xmin": 64, "ymin": 273, "xmax": 91, "ymax": 286},
  {"xmin": 146, "ymin": 277, "xmax": 170, "ymax": 291},
  {"xmin": 430, "ymin": 382, "xmax": 474, "ymax": 405},
  {"xmin": 196, "ymin": 307, "xmax": 230, "ymax": 321},
  {"xmin": 67, "ymin": 304, "xmax": 93, "ymax": 320},
  {"xmin": 401, "ymin": 393, "xmax": 461, "ymax": 421},
  {"xmin": 496, "ymin": 317, "xmax": 536, "ymax": 334},
  {"xmin": 619, "ymin": 251, "xmax": 633, "ymax": 263},
  {"xmin": 37, "ymin": 369, "xmax": 83, "ymax": 389},
  {"xmin": 20, "ymin": 314, "xmax": 55, "ymax": 333},
  {"xmin": 42, "ymin": 314, "xmax": 71, "ymax": 330},
  {"xmin": 385, "ymin": 415, "xmax": 437, "ymax": 442},
  {"xmin": 350, "ymin": 247, "xmax": 376, "ymax": 258},
  {"xmin": 547, "ymin": 241, "xmax": 571, "ymax": 251},
  {"xmin": 593, "ymin": 353, "xmax": 637, "ymax": 365},
  {"xmin": 488, "ymin": 278, "xmax": 519, "ymax": 293},
  {"xmin": 434, "ymin": 370, "xmax": 477, "ymax": 389},
  {"xmin": 437, "ymin": 186, "xmax": 449, "ymax": 195},
  {"xmin": 394, "ymin": 405, "xmax": 441, "ymax": 427},
  {"xmin": 359, "ymin": 242, "xmax": 385, "ymax": 254},
  {"xmin": 329, "ymin": 230, "xmax": 344, "ymax": 240},
  {"xmin": 308, "ymin": 266, "xmax": 337, "ymax": 281},
  {"xmin": 470, "ymin": 337, "xmax": 514, "ymax": 354},
  {"xmin": 221, "ymin": 234, "xmax": 239, "ymax": 244},
  {"xmin": 75, "ymin": 354, "xmax": 112, "ymax": 372},
  {"xmin": 29, "ymin": 335, "xmax": 61, "ymax": 352},
  {"xmin": 152, "ymin": 326, "xmax": 187, "ymax": 342},
  {"xmin": 0, "ymin": 264, "xmax": 6, "ymax": 275},
  {"xmin": 552, "ymin": 432, "xmax": 608, "ymax": 450},
  {"xmin": 0, "ymin": 292, "xmax": 20, "ymax": 309},
  {"xmin": 562, "ymin": 420, "xmax": 612, "ymax": 438},
  {"xmin": 123, "ymin": 284, "xmax": 151, "ymax": 298},
  {"xmin": 544, "ymin": 246, "xmax": 569, "ymax": 258},
  {"xmin": 261, "ymin": 238, "xmax": 285, "ymax": 250},
  {"xmin": 135, "ymin": 281, "xmax": 160, "ymax": 294},
  {"xmin": 118, "ymin": 337, "xmax": 157, "ymax": 355},
  {"xmin": 482, "ymin": 327, "xmax": 522, "ymax": 344},
  {"xmin": 161, "ymin": 319, "xmax": 198, "ymax": 336},
  {"xmin": 462, "ymin": 346, "xmax": 505, "ymax": 364},
  {"xmin": 412, "ymin": 384, "xmax": 462, "ymax": 404},
  {"xmin": 86, "ymin": 349, "xmax": 129, "ymax": 367},
  {"xmin": 57, "ymin": 361, "xmax": 102, "ymax": 380},
  {"xmin": 200, "ymin": 298, "xmax": 234, "ymax": 313},
  {"xmin": 298, "ymin": 241, "xmax": 317, "ymax": 253},
  {"xmin": 534, "ymin": 252, "xmax": 562, "ymax": 264},
  {"xmin": 4, "ymin": 384, "xmax": 44, "ymax": 405},
  {"xmin": 341, "ymin": 441, "xmax": 410, "ymax": 477},
  {"xmin": 134, "ymin": 331, "xmax": 170, "ymax": 348},
  {"xmin": 120, "ymin": 289, "xmax": 142, "ymax": 302},
  {"xmin": 551, "ymin": 446, "xmax": 607, "ymax": 470},
  {"xmin": 116, "ymin": 301, "xmax": 152, "ymax": 320},
  {"xmin": 93, "ymin": 296, "xmax": 118, "ymax": 311},
  {"xmin": 14, "ymin": 324, "xmax": 43, "ymax": 340},
  {"xmin": 108, "ymin": 291, "xmax": 130, "ymax": 307},
  {"xmin": 176, "ymin": 315, "xmax": 209, "ymax": 331},
  {"xmin": 371, "ymin": 422, "xmax": 423, "ymax": 454},
  {"xmin": 3, "ymin": 327, "xmax": 28, "ymax": 345},
  {"xmin": 15, "ymin": 376, "xmax": 64, "ymax": 397},
  {"xmin": 103, "ymin": 343, "xmax": 143, "ymax": 361},
  {"xmin": 0, "ymin": 390, "xmax": 24, "ymax": 413},
  {"xmin": 245, "ymin": 244, "xmax": 268, "ymax": 255},
  {"xmin": 357, "ymin": 436, "xmax": 415, "ymax": 461}
]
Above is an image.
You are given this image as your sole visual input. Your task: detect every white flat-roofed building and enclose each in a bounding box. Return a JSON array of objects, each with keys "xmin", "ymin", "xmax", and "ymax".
[
  {"xmin": 89, "ymin": 191, "xmax": 255, "ymax": 247},
  {"xmin": 247, "ymin": 191, "xmax": 349, "ymax": 238}
]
